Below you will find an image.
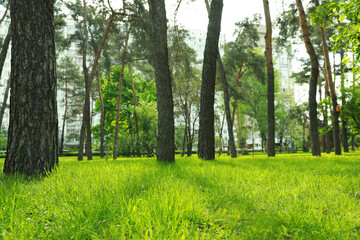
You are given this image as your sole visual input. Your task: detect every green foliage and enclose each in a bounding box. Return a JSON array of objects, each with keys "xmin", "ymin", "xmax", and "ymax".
[
  {"xmin": 341, "ymin": 86, "xmax": 360, "ymax": 134},
  {"xmin": 93, "ymin": 65, "xmax": 157, "ymax": 156},
  {"xmin": 1, "ymin": 153, "xmax": 360, "ymax": 238}
]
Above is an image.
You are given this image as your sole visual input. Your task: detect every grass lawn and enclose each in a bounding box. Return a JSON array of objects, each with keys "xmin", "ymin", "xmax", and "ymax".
[{"xmin": 1, "ymin": 151, "xmax": 360, "ymax": 239}]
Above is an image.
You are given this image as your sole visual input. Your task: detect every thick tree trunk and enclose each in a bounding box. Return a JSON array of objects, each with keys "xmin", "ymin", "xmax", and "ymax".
[
  {"xmin": 198, "ymin": 0, "xmax": 223, "ymax": 160},
  {"xmin": 148, "ymin": 0, "xmax": 175, "ymax": 162},
  {"xmin": 78, "ymin": 0, "xmax": 92, "ymax": 161},
  {"xmin": 263, "ymin": 0, "xmax": 276, "ymax": 157},
  {"xmin": 113, "ymin": 25, "xmax": 132, "ymax": 160},
  {"xmin": 59, "ymin": 81, "xmax": 68, "ymax": 157},
  {"xmin": 296, "ymin": 0, "xmax": 321, "ymax": 156},
  {"xmin": 4, "ymin": 0, "xmax": 58, "ymax": 175}
]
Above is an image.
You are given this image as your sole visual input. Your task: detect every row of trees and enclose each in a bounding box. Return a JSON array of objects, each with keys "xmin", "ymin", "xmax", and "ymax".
[{"xmin": 0, "ymin": 0, "xmax": 359, "ymax": 175}]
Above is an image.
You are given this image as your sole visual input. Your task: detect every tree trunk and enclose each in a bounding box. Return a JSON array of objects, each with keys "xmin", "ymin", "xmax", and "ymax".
[
  {"xmin": 0, "ymin": 76, "xmax": 10, "ymax": 131},
  {"xmin": 203, "ymin": 0, "xmax": 236, "ymax": 158},
  {"xmin": 314, "ymin": 0, "xmax": 341, "ymax": 155},
  {"xmin": 0, "ymin": 25, "xmax": 11, "ymax": 81},
  {"xmin": 59, "ymin": 80, "xmax": 68, "ymax": 157},
  {"xmin": 113, "ymin": 25, "xmax": 132, "ymax": 160},
  {"xmin": 296, "ymin": 0, "xmax": 321, "ymax": 156},
  {"xmin": 231, "ymin": 62, "xmax": 243, "ymax": 126},
  {"xmin": 302, "ymin": 115, "xmax": 307, "ymax": 152},
  {"xmin": 78, "ymin": 0, "xmax": 92, "ymax": 161},
  {"xmin": 217, "ymin": 57, "xmax": 237, "ymax": 158},
  {"xmin": 148, "ymin": 0, "xmax": 175, "ymax": 162},
  {"xmin": 96, "ymin": 67, "xmax": 105, "ymax": 158},
  {"xmin": 263, "ymin": 0, "xmax": 276, "ymax": 157},
  {"xmin": 198, "ymin": 0, "xmax": 223, "ymax": 160},
  {"xmin": 4, "ymin": 0, "xmax": 58, "ymax": 175},
  {"xmin": 0, "ymin": 26, "xmax": 11, "ymax": 130},
  {"xmin": 129, "ymin": 65, "xmax": 140, "ymax": 157},
  {"xmin": 339, "ymin": 49, "xmax": 349, "ymax": 152}
]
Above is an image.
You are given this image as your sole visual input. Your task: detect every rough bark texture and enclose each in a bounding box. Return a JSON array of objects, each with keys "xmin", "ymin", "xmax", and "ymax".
[
  {"xmin": 4, "ymin": 0, "xmax": 58, "ymax": 175},
  {"xmin": 78, "ymin": 0, "xmax": 92, "ymax": 161},
  {"xmin": 296, "ymin": 0, "xmax": 321, "ymax": 156},
  {"xmin": 198, "ymin": 0, "xmax": 223, "ymax": 160},
  {"xmin": 262, "ymin": 0, "xmax": 276, "ymax": 157},
  {"xmin": 148, "ymin": 0, "xmax": 175, "ymax": 162}
]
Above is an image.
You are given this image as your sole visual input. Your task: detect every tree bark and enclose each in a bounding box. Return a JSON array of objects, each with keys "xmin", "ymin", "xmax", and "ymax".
[
  {"xmin": 59, "ymin": 79, "xmax": 68, "ymax": 157},
  {"xmin": 0, "ymin": 26, "xmax": 11, "ymax": 130},
  {"xmin": 0, "ymin": 77, "xmax": 10, "ymax": 131},
  {"xmin": 263, "ymin": 0, "xmax": 276, "ymax": 157},
  {"xmin": 96, "ymin": 67, "xmax": 105, "ymax": 157},
  {"xmin": 198, "ymin": 0, "xmax": 223, "ymax": 160},
  {"xmin": 4, "ymin": 0, "xmax": 58, "ymax": 175},
  {"xmin": 203, "ymin": 0, "xmax": 236, "ymax": 158},
  {"xmin": 78, "ymin": 0, "xmax": 93, "ymax": 161},
  {"xmin": 231, "ymin": 62, "xmax": 243, "ymax": 126},
  {"xmin": 148, "ymin": 0, "xmax": 175, "ymax": 163},
  {"xmin": 296, "ymin": 0, "xmax": 321, "ymax": 156},
  {"xmin": 339, "ymin": 49, "xmax": 349, "ymax": 152},
  {"xmin": 113, "ymin": 25, "xmax": 132, "ymax": 160},
  {"xmin": 129, "ymin": 65, "xmax": 140, "ymax": 157}
]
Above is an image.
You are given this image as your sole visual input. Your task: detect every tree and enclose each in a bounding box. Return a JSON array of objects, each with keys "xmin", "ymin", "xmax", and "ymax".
[
  {"xmin": 262, "ymin": 0, "xmax": 275, "ymax": 156},
  {"xmin": 78, "ymin": 0, "xmax": 93, "ymax": 161},
  {"xmin": 148, "ymin": 0, "xmax": 175, "ymax": 162},
  {"xmin": 168, "ymin": 27, "xmax": 200, "ymax": 157},
  {"xmin": 57, "ymin": 57, "xmax": 83, "ymax": 156},
  {"xmin": 314, "ymin": 0, "xmax": 341, "ymax": 155},
  {"xmin": 4, "ymin": 0, "xmax": 58, "ymax": 175},
  {"xmin": 198, "ymin": 0, "xmax": 223, "ymax": 160},
  {"xmin": 93, "ymin": 65, "xmax": 157, "ymax": 157},
  {"xmin": 0, "ymin": 26, "xmax": 11, "ymax": 130},
  {"xmin": 203, "ymin": 0, "xmax": 236, "ymax": 158},
  {"xmin": 296, "ymin": 0, "xmax": 321, "ymax": 156}
]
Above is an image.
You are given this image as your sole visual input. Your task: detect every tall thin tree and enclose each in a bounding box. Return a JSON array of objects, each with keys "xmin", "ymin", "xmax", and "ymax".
[
  {"xmin": 113, "ymin": 25, "xmax": 132, "ymax": 160},
  {"xmin": 78, "ymin": 0, "xmax": 93, "ymax": 161},
  {"xmin": 198, "ymin": 0, "xmax": 224, "ymax": 160},
  {"xmin": 262, "ymin": 0, "xmax": 276, "ymax": 156},
  {"xmin": 314, "ymin": 0, "xmax": 341, "ymax": 155},
  {"xmin": 148, "ymin": 0, "xmax": 175, "ymax": 162},
  {"xmin": 204, "ymin": 0, "xmax": 236, "ymax": 158},
  {"xmin": 4, "ymin": 0, "xmax": 58, "ymax": 175},
  {"xmin": 296, "ymin": 0, "xmax": 321, "ymax": 156}
]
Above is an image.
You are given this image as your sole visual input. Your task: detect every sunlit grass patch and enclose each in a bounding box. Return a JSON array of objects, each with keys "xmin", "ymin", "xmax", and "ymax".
[{"xmin": 0, "ymin": 152, "xmax": 360, "ymax": 239}]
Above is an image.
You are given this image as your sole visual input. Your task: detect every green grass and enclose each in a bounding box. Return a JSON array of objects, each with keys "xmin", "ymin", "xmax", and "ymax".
[{"xmin": 1, "ymin": 152, "xmax": 360, "ymax": 239}]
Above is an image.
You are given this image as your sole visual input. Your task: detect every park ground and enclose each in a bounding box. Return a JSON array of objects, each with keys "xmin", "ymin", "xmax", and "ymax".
[{"xmin": 1, "ymin": 151, "xmax": 360, "ymax": 239}]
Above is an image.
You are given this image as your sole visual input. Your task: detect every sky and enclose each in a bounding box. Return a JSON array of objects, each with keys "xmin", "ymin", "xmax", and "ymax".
[
  {"xmin": 167, "ymin": 0, "xmax": 289, "ymax": 41},
  {"xmin": 165, "ymin": 0, "xmax": 310, "ymax": 103}
]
